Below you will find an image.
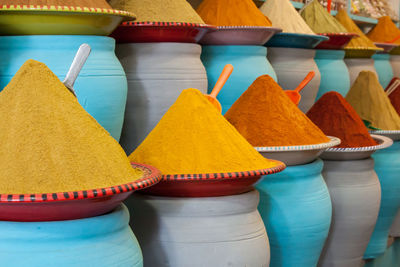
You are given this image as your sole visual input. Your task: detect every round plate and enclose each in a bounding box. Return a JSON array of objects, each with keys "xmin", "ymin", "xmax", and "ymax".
[
  {"xmin": 0, "ymin": 5, "xmax": 135, "ymax": 35},
  {"xmin": 375, "ymin": 42, "xmax": 398, "ymax": 53},
  {"xmin": 139, "ymin": 160, "xmax": 285, "ymax": 197},
  {"xmin": 370, "ymin": 130, "xmax": 400, "ymax": 141},
  {"xmin": 265, "ymin": 32, "xmax": 329, "ymax": 49},
  {"xmin": 199, "ymin": 26, "xmax": 282, "ymax": 45},
  {"xmin": 111, "ymin": 21, "xmax": 216, "ymax": 43},
  {"xmin": 345, "ymin": 47, "xmax": 381, "ymax": 58},
  {"xmin": 320, "ymin": 134, "xmax": 393, "ymax": 161},
  {"xmin": 255, "ymin": 136, "xmax": 340, "ymax": 166},
  {"xmin": 0, "ymin": 163, "xmax": 161, "ymax": 222},
  {"xmin": 316, "ymin": 33, "xmax": 358, "ymax": 49}
]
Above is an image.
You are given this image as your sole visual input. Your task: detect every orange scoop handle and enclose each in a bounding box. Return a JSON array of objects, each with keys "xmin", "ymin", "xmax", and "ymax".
[
  {"xmin": 389, "ymin": 34, "xmax": 400, "ymax": 44},
  {"xmin": 327, "ymin": 0, "xmax": 332, "ymax": 12},
  {"xmin": 295, "ymin": 71, "xmax": 315, "ymax": 93},
  {"xmin": 210, "ymin": 64, "xmax": 234, "ymax": 98}
]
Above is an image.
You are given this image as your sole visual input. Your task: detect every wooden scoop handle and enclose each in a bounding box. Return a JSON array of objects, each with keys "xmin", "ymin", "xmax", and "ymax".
[
  {"xmin": 295, "ymin": 71, "xmax": 315, "ymax": 93},
  {"xmin": 210, "ymin": 64, "xmax": 234, "ymax": 98}
]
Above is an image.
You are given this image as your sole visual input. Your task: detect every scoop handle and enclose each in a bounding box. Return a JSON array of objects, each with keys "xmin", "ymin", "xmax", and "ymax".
[
  {"xmin": 389, "ymin": 34, "xmax": 400, "ymax": 43},
  {"xmin": 63, "ymin": 43, "xmax": 91, "ymax": 92},
  {"xmin": 295, "ymin": 71, "xmax": 315, "ymax": 93},
  {"xmin": 210, "ymin": 64, "xmax": 234, "ymax": 98}
]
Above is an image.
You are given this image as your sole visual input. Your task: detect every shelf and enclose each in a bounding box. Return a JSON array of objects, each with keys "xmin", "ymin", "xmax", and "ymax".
[{"xmin": 290, "ymin": 1, "xmax": 304, "ymax": 9}]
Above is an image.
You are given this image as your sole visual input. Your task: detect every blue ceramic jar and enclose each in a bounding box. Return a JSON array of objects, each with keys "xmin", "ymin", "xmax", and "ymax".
[
  {"xmin": 365, "ymin": 141, "xmax": 400, "ymax": 259},
  {"xmin": 201, "ymin": 45, "xmax": 277, "ymax": 114},
  {"xmin": 0, "ymin": 205, "xmax": 142, "ymax": 266},
  {"xmin": 257, "ymin": 159, "xmax": 332, "ymax": 267},
  {"xmin": 314, "ymin": 49, "xmax": 351, "ymax": 99},
  {"xmin": 373, "ymin": 53, "xmax": 394, "ymax": 88},
  {"xmin": 0, "ymin": 36, "xmax": 127, "ymax": 140},
  {"xmin": 364, "ymin": 239, "xmax": 400, "ymax": 267}
]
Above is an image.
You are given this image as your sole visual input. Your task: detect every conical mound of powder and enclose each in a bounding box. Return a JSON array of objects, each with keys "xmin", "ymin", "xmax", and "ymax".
[
  {"xmin": 0, "ymin": 60, "xmax": 142, "ymax": 194},
  {"xmin": 224, "ymin": 75, "xmax": 330, "ymax": 147},
  {"xmin": 301, "ymin": 0, "xmax": 348, "ymax": 34},
  {"xmin": 196, "ymin": 0, "xmax": 272, "ymax": 26},
  {"xmin": 0, "ymin": 0, "xmax": 112, "ymax": 8},
  {"xmin": 129, "ymin": 89, "xmax": 280, "ymax": 175},
  {"xmin": 367, "ymin": 16, "xmax": 400, "ymax": 44},
  {"xmin": 346, "ymin": 71, "xmax": 400, "ymax": 130},
  {"xmin": 307, "ymin": 92, "xmax": 377, "ymax": 148},
  {"xmin": 335, "ymin": 9, "xmax": 380, "ymax": 50},
  {"xmin": 259, "ymin": 0, "xmax": 315, "ymax": 35},
  {"xmin": 108, "ymin": 0, "xmax": 204, "ymax": 23}
]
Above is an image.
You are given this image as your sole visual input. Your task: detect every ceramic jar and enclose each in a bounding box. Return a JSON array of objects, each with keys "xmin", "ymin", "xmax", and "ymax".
[
  {"xmin": 116, "ymin": 43, "xmax": 208, "ymax": 154},
  {"xmin": 390, "ymin": 55, "xmax": 400, "ymax": 78},
  {"xmin": 201, "ymin": 45, "xmax": 277, "ymax": 114},
  {"xmin": 0, "ymin": 205, "xmax": 142, "ymax": 266},
  {"xmin": 373, "ymin": 53, "xmax": 394, "ymax": 88},
  {"xmin": 319, "ymin": 158, "xmax": 381, "ymax": 267},
  {"xmin": 390, "ymin": 212, "xmax": 400, "ymax": 237},
  {"xmin": 314, "ymin": 50, "xmax": 351, "ymax": 99},
  {"xmin": 344, "ymin": 58, "xmax": 377, "ymax": 86},
  {"xmin": 365, "ymin": 141, "xmax": 400, "ymax": 259},
  {"xmin": 0, "ymin": 35, "xmax": 127, "ymax": 141},
  {"xmin": 364, "ymin": 238, "xmax": 400, "ymax": 267},
  {"xmin": 267, "ymin": 47, "xmax": 321, "ymax": 112},
  {"xmin": 257, "ymin": 159, "xmax": 332, "ymax": 267},
  {"xmin": 126, "ymin": 190, "xmax": 270, "ymax": 267}
]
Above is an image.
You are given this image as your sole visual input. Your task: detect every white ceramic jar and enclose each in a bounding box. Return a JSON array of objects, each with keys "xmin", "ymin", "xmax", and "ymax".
[{"xmin": 344, "ymin": 58, "xmax": 377, "ymax": 87}]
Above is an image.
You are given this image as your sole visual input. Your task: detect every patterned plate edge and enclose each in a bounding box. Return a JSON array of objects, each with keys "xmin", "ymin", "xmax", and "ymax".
[
  {"xmin": 324, "ymin": 134, "xmax": 393, "ymax": 152},
  {"xmin": 121, "ymin": 21, "xmax": 216, "ymax": 28},
  {"xmin": 254, "ymin": 136, "xmax": 340, "ymax": 152}
]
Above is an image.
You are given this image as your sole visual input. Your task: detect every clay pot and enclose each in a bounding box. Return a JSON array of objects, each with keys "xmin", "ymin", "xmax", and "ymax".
[
  {"xmin": 373, "ymin": 53, "xmax": 394, "ymax": 89},
  {"xmin": 390, "ymin": 55, "xmax": 400, "ymax": 78},
  {"xmin": 344, "ymin": 58, "xmax": 377, "ymax": 86}
]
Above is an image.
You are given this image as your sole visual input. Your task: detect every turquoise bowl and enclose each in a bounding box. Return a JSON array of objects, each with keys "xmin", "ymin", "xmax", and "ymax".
[
  {"xmin": 365, "ymin": 141, "xmax": 400, "ymax": 259},
  {"xmin": 201, "ymin": 45, "xmax": 277, "ymax": 114},
  {"xmin": 0, "ymin": 204, "xmax": 143, "ymax": 266},
  {"xmin": 257, "ymin": 159, "xmax": 332, "ymax": 267},
  {"xmin": 373, "ymin": 53, "xmax": 394, "ymax": 89},
  {"xmin": 0, "ymin": 35, "xmax": 127, "ymax": 140},
  {"xmin": 314, "ymin": 49, "xmax": 351, "ymax": 100}
]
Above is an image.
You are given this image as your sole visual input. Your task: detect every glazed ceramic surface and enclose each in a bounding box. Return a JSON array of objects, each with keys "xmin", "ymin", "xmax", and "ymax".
[
  {"xmin": 364, "ymin": 238, "xmax": 400, "ymax": 267},
  {"xmin": 116, "ymin": 43, "xmax": 207, "ymax": 154},
  {"xmin": 319, "ymin": 158, "xmax": 381, "ymax": 267},
  {"xmin": 315, "ymin": 49, "xmax": 351, "ymax": 99},
  {"xmin": 365, "ymin": 141, "xmax": 400, "ymax": 259},
  {"xmin": 390, "ymin": 55, "xmax": 400, "ymax": 78},
  {"xmin": 127, "ymin": 190, "xmax": 270, "ymax": 266},
  {"xmin": 0, "ymin": 35, "xmax": 127, "ymax": 140},
  {"xmin": 344, "ymin": 58, "xmax": 377, "ymax": 86},
  {"xmin": 373, "ymin": 53, "xmax": 394, "ymax": 88},
  {"xmin": 267, "ymin": 47, "xmax": 321, "ymax": 112},
  {"xmin": 0, "ymin": 204, "xmax": 143, "ymax": 267},
  {"xmin": 257, "ymin": 159, "xmax": 332, "ymax": 267},
  {"xmin": 201, "ymin": 45, "xmax": 277, "ymax": 114},
  {"xmin": 390, "ymin": 212, "xmax": 400, "ymax": 237}
]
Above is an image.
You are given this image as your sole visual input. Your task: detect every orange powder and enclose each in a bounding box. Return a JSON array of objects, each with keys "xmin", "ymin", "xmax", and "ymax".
[
  {"xmin": 367, "ymin": 16, "xmax": 400, "ymax": 44},
  {"xmin": 196, "ymin": 0, "xmax": 272, "ymax": 26}
]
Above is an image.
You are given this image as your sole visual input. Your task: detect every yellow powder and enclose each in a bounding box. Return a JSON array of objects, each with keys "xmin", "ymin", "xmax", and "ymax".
[
  {"xmin": 301, "ymin": 0, "xmax": 348, "ymax": 34},
  {"xmin": 108, "ymin": 0, "xmax": 204, "ymax": 23},
  {"xmin": 0, "ymin": 59, "xmax": 142, "ymax": 194},
  {"xmin": 335, "ymin": 9, "xmax": 380, "ymax": 50},
  {"xmin": 259, "ymin": 0, "xmax": 315, "ymax": 35},
  {"xmin": 129, "ymin": 89, "xmax": 281, "ymax": 175},
  {"xmin": 346, "ymin": 71, "xmax": 400, "ymax": 130},
  {"xmin": 196, "ymin": 0, "xmax": 272, "ymax": 26},
  {"xmin": 367, "ymin": 16, "xmax": 400, "ymax": 44}
]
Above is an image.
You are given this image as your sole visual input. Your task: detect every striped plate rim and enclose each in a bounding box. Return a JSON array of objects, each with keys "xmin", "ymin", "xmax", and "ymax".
[
  {"xmin": 324, "ymin": 134, "xmax": 393, "ymax": 152},
  {"xmin": 255, "ymin": 136, "xmax": 340, "ymax": 152}
]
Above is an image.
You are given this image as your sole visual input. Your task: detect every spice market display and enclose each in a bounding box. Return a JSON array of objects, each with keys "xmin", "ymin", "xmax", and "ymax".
[{"xmin": 1, "ymin": 0, "xmax": 400, "ymax": 266}]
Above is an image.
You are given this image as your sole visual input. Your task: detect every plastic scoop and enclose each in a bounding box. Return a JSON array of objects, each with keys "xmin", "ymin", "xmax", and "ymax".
[
  {"xmin": 285, "ymin": 71, "xmax": 315, "ymax": 105},
  {"xmin": 386, "ymin": 77, "xmax": 400, "ymax": 96},
  {"xmin": 63, "ymin": 43, "xmax": 91, "ymax": 97},
  {"xmin": 205, "ymin": 64, "xmax": 234, "ymax": 112}
]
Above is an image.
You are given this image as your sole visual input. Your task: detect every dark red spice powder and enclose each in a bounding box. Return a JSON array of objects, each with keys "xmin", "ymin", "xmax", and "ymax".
[{"xmin": 307, "ymin": 91, "xmax": 377, "ymax": 148}]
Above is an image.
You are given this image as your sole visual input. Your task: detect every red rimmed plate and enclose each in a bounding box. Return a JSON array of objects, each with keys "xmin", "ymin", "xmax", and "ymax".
[
  {"xmin": 138, "ymin": 160, "xmax": 285, "ymax": 197},
  {"xmin": 111, "ymin": 21, "xmax": 217, "ymax": 43},
  {"xmin": 375, "ymin": 42, "xmax": 398, "ymax": 53},
  {"xmin": 0, "ymin": 163, "xmax": 161, "ymax": 222},
  {"xmin": 316, "ymin": 33, "xmax": 358, "ymax": 49},
  {"xmin": 199, "ymin": 26, "xmax": 282, "ymax": 45}
]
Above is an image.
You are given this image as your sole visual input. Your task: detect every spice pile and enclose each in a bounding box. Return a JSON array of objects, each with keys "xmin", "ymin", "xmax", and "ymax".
[
  {"xmin": 108, "ymin": 0, "xmax": 204, "ymax": 23},
  {"xmin": 1, "ymin": 0, "xmax": 112, "ymax": 8},
  {"xmin": 346, "ymin": 71, "xmax": 400, "ymax": 130},
  {"xmin": 301, "ymin": 0, "xmax": 348, "ymax": 34},
  {"xmin": 129, "ymin": 88, "xmax": 280, "ymax": 175},
  {"xmin": 196, "ymin": 0, "xmax": 272, "ymax": 26},
  {"xmin": 307, "ymin": 92, "xmax": 377, "ymax": 148},
  {"xmin": 0, "ymin": 60, "xmax": 142, "ymax": 194},
  {"xmin": 224, "ymin": 75, "xmax": 330, "ymax": 147},
  {"xmin": 335, "ymin": 9, "xmax": 380, "ymax": 50},
  {"xmin": 367, "ymin": 16, "xmax": 400, "ymax": 44},
  {"xmin": 259, "ymin": 0, "xmax": 315, "ymax": 35}
]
